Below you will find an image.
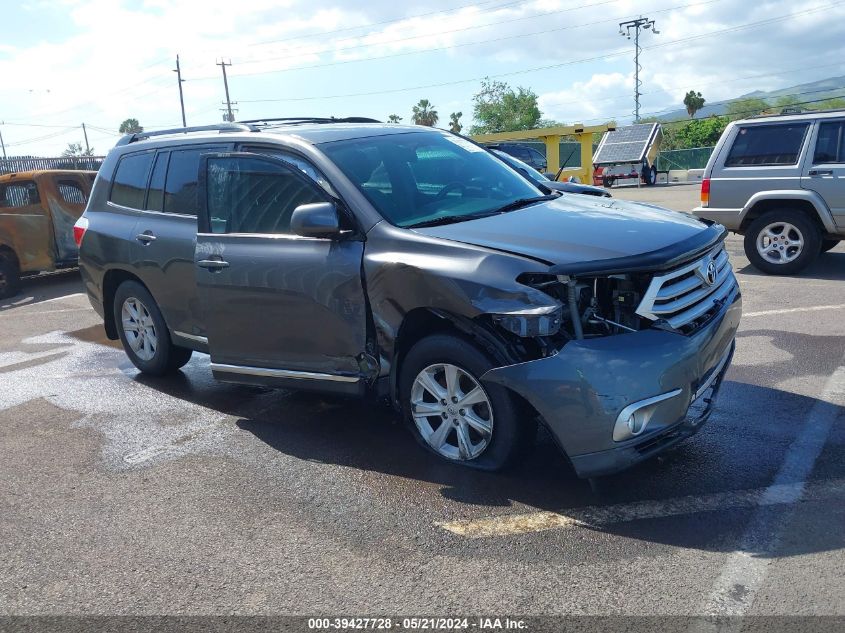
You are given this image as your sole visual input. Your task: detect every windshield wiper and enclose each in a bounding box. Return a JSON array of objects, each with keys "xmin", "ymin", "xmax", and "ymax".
[
  {"xmin": 487, "ymin": 194, "xmax": 557, "ymax": 215},
  {"xmin": 406, "ymin": 195, "xmax": 557, "ymax": 229}
]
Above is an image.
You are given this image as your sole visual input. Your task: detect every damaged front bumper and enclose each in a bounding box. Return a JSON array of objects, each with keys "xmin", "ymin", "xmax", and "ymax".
[{"xmin": 481, "ymin": 289, "xmax": 741, "ymax": 478}]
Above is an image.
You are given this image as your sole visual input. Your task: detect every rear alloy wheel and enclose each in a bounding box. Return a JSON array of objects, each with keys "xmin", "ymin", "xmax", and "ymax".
[
  {"xmin": 0, "ymin": 255, "xmax": 21, "ymax": 300},
  {"xmin": 744, "ymin": 211, "xmax": 821, "ymax": 275},
  {"xmin": 113, "ymin": 280, "xmax": 192, "ymax": 375},
  {"xmin": 400, "ymin": 334, "xmax": 535, "ymax": 471}
]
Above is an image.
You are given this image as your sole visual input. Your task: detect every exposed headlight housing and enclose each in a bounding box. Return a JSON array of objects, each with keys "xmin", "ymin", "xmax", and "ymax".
[{"xmin": 492, "ymin": 304, "xmax": 562, "ymax": 337}]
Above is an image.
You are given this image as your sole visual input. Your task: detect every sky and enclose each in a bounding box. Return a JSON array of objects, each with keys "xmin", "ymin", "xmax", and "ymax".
[{"xmin": 0, "ymin": 0, "xmax": 843, "ymax": 157}]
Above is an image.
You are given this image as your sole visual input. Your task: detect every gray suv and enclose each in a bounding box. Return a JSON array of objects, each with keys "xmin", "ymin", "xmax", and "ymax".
[
  {"xmin": 694, "ymin": 109, "xmax": 844, "ymax": 274},
  {"xmin": 75, "ymin": 119, "xmax": 740, "ymax": 477}
]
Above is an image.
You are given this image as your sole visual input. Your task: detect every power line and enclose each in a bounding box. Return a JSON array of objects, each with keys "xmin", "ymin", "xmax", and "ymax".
[
  {"xmin": 248, "ymin": 0, "xmax": 529, "ymax": 49},
  {"xmin": 231, "ymin": 0, "xmax": 620, "ymax": 71},
  {"xmin": 199, "ymin": 0, "xmax": 723, "ymax": 81},
  {"xmin": 238, "ymin": 2, "xmax": 838, "ymax": 104}
]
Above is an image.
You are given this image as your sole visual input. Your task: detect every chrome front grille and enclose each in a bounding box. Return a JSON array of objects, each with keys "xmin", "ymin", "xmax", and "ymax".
[{"xmin": 636, "ymin": 245, "xmax": 738, "ymax": 330}]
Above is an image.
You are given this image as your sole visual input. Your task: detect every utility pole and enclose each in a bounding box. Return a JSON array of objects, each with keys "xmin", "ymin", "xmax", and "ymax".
[
  {"xmin": 216, "ymin": 59, "xmax": 236, "ymax": 122},
  {"xmin": 81, "ymin": 122, "xmax": 90, "ymax": 155},
  {"xmin": 619, "ymin": 16, "xmax": 659, "ymax": 123},
  {"xmin": 0, "ymin": 124, "xmax": 6, "ymax": 160},
  {"xmin": 173, "ymin": 54, "xmax": 187, "ymax": 127}
]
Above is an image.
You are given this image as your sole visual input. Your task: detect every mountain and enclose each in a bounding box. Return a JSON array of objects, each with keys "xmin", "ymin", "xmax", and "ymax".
[{"xmin": 656, "ymin": 75, "xmax": 845, "ymax": 121}]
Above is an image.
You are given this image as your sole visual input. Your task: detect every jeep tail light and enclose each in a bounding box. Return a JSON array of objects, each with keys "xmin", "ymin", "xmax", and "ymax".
[
  {"xmin": 700, "ymin": 178, "xmax": 710, "ymax": 207},
  {"xmin": 73, "ymin": 216, "xmax": 89, "ymax": 247}
]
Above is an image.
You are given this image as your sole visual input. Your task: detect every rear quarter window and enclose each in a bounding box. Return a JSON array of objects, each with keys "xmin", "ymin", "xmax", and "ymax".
[
  {"xmin": 725, "ymin": 123, "xmax": 809, "ymax": 167},
  {"xmin": 110, "ymin": 152, "xmax": 154, "ymax": 209},
  {"xmin": 56, "ymin": 180, "xmax": 87, "ymax": 205}
]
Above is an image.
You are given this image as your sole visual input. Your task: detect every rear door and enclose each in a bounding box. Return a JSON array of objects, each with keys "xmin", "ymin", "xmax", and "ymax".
[
  {"xmin": 195, "ymin": 152, "xmax": 368, "ymax": 393},
  {"xmin": 0, "ymin": 178, "xmax": 52, "ymax": 272},
  {"xmin": 802, "ymin": 119, "xmax": 845, "ymax": 228},
  {"xmin": 131, "ymin": 144, "xmax": 228, "ymax": 342}
]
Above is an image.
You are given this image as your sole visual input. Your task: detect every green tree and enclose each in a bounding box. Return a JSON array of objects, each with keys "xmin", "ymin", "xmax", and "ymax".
[
  {"xmin": 61, "ymin": 142, "xmax": 95, "ymax": 157},
  {"xmin": 670, "ymin": 116, "xmax": 729, "ymax": 149},
  {"xmin": 469, "ymin": 78, "xmax": 542, "ymax": 134},
  {"xmin": 449, "ymin": 112, "xmax": 463, "ymax": 134},
  {"xmin": 683, "ymin": 90, "xmax": 705, "ymax": 118},
  {"xmin": 118, "ymin": 118, "xmax": 143, "ymax": 134},
  {"xmin": 387, "ymin": 114, "xmax": 403, "ymax": 123},
  {"xmin": 726, "ymin": 97, "xmax": 770, "ymax": 119},
  {"xmin": 814, "ymin": 97, "xmax": 845, "ymax": 110},
  {"xmin": 411, "ymin": 99, "xmax": 439, "ymax": 126}
]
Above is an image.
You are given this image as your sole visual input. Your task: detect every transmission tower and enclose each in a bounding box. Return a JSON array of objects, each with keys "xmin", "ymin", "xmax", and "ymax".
[{"xmin": 619, "ymin": 16, "xmax": 659, "ymax": 123}]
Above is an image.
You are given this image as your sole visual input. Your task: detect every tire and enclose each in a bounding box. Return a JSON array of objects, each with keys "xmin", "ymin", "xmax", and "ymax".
[
  {"xmin": 113, "ymin": 280, "xmax": 192, "ymax": 375},
  {"xmin": 821, "ymin": 239, "xmax": 840, "ymax": 253},
  {"xmin": 743, "ymin": 210, "xmax": 821, "ymax": 275},
  {"xmin": 0, "ymin": 254, "xmax": 21, "ymax": 300},
  {"xmin": 399, "ymin": 333, "xmax": 535, "ymax": 471}
]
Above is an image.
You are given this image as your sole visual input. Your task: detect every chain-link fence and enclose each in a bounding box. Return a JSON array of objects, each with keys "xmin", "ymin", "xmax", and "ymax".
[
  {"xmin": 0, "ymin": 155, "xmax": 104, "ymax": 175},
  {"xmin": 655, "ymin": 147, "xmax": 715, "ymax": 171},
  {"xmin": 509, "ymin": 142, "xmax": 716, "ymax": 172}
]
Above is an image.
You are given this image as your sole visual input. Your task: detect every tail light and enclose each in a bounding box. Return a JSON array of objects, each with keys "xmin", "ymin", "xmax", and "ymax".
[
  {"xmin": 700, "ymin": 178, "xmax": 710, "ymax": 207},
  {"xmin": 73, "ymin": 216, "xmax": 89, "ymax": 247}
]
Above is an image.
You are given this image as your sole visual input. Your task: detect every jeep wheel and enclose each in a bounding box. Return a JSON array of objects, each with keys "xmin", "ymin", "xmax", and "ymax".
[
  {"xmin": 0, "ymin": 254, "xmax": 21, "ymax": 300},
  {"xmin": 821, "ymin": 239, "xmax": 840, "ymax": 253},
  {"xmin": 113, "ymin": 280, "xmax": 192, "ymax": 375},
  {"xmin": 399, "ymin": 334, "xmax": 535, "ymax": 471},
  {"xmin": 744, "ymin": 211, "xmax": 821, "ymax": 275}
]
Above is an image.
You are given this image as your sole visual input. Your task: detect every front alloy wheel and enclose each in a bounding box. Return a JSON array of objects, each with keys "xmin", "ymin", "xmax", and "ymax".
[
  {"xmin": 410, "ymin": 363, "xmax": 493, "ymax": 461},
  {"xmin": 121, "ymin": 297, "xmax": 158, "ymax": 361}
]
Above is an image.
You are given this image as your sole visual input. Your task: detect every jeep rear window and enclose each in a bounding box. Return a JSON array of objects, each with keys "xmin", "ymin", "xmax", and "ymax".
[
  {"xmin": 725, "ymin": 123, "xmax": 809, "ymax": 167},
  {"xmin": 110, "ymin": 152, "xmax": 154, "ymax": 209}
]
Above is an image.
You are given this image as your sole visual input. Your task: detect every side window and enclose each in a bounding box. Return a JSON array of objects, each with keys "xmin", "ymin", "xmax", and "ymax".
[
  {"xmin": 813, "ymin": 121, "xmax": 844, "ymax": 164},
  {"xmin": 146, "ymin": 152, "xmax": 169, "ymax": 212},
  {"xmin": 0, "ymin": 181, "xmax": 40, "ymax": 208},
  {"xmin": 163, "ymin": 146, "xmax": 225, "ymax": 215},
  {"xmin": 205, "ymin": 156, "xmax": 326, "ymax": 235},
  {"xmin": 110, "ymin": 152, "xmax": 154, "ymax": 209},
  {"xmin": 56, "ymin": 180, "xmax": 87, "ymax": 205},
  {"xmin": 725, "ymin": 124, "xmax": 809, "ymax": 167},
  {"xmin": 244, "ymin": 147, "xmax": 337, "ymax": 196},
  {"xmin": 528, "ymin": 148, "xmax": 546, "ymax": 167}
]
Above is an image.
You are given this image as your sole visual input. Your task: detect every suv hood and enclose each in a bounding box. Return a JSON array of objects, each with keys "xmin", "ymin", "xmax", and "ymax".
[{"xmin": 415, "ymin": 195, "xmax": 715, "ymax": 271}]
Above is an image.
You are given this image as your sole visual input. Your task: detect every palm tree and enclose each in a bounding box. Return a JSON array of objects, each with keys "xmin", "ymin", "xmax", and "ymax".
[
  {"xmin": 387, "ymin": 114, "xmax": 403, "ymax": 123},
  {"xmin": 118, "ymin": 118, "xmax": 144, "ymax": 134},
  {"xmin": 449, "ymin": 112, "xmax": 463, "ymax": 134},
  {"xmin": 411, "ymin": 99, "xmax": 439, "ymax": 127}
]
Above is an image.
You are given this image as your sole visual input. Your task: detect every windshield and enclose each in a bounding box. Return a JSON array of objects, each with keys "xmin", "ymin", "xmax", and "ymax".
[
  {"xmin": 492, "ymin": 150, "xmax": 550, "ymax": 184},
  {"xmin": 321, "ymin": 131, "xmax": 542, "ymax": 227}
]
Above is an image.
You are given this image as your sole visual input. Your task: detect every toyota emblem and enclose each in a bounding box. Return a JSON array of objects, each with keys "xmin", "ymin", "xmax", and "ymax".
[{"xmin": 704, "ymin": 260, "xmax": 717, "ymax": 286}]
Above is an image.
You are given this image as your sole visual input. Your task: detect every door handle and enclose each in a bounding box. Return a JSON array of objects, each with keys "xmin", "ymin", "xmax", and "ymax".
[
  {"xmin": 196, "ymin": 259, "xmax": 230, "ymax": 270},
  {"xmin": 808, "ymin": 169, "xmax": 833, "ymax": 176},
  {"xmin": 136, "ymin": 233, "xmax": 157, "ymax": 243}
]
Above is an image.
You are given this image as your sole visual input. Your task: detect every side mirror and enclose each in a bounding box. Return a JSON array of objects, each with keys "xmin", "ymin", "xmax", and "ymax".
[{"xmin": 290, "ymin": 201, "xmax": 341, "ymax": 238}]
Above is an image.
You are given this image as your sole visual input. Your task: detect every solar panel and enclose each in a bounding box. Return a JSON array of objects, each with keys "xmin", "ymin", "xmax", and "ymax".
[{"xmin": 593, "ymin": 123, "xmax": 659, "ymax": 165}]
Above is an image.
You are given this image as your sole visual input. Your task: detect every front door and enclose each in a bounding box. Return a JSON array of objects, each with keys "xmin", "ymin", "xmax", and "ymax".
[
  {"xmin": 803, "ymin": 119, "xmax": 845, "ymax": 228},
  {"xmin": 195, "ymin": 152, "xmax": 368, "ymax": 393}
]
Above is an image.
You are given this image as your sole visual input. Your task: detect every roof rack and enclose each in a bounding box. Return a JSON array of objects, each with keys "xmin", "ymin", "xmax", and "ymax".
[
  {"xmin": 116, "ymin": 123, "xmax": 255, "ymax": 146},
  {"xmin": 238, "ymin": 117, "xmax": 381, "ymax": 126},
  {"xmin": 748, "ymin": 106, "xmax": 845, "ymax": 120}
]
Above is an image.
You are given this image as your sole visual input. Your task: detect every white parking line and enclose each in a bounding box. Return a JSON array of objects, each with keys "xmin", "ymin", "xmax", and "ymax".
[
  {"xmin": 436, "ymin": 477, "xmax": 845, "ymax": 538},
  {"xmin": 696, "ymin": 363, "xmax": 845, "ymax": 622},
  {"xmin": 743, "ymin": 304, "xmax": 845, "ymax": 318},
  {"xmin": 0, "ymin": 307, "xmax": 91, "ymax": 318}
]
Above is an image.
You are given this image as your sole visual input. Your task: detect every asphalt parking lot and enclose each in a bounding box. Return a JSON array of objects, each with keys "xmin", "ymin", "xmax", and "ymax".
[{"xmin": 1, "ymin": 182, "xmax": 844, "ymax": 618}]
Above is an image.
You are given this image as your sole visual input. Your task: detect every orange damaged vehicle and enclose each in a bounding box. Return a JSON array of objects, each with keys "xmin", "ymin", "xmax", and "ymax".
[{"xmin": 0, "ymin": 170, "xmax": 96, "ymax": 298}]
